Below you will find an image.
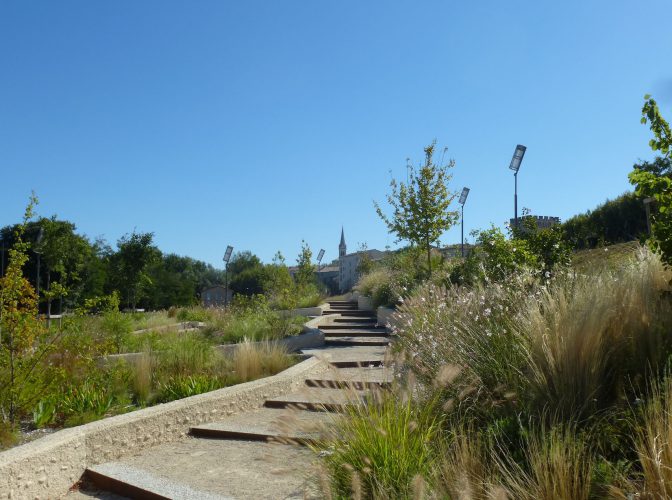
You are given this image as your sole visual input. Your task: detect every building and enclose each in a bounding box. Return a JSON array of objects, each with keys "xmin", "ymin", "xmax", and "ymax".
[
  {"xmin": 510, "ymin": 215, "xmax": 561, "ymax": 231},
  {"xmin": 201, "ymin": 285, "xmax": 232, "ymax": 307},
  {"xmin": 316, "ymin": 264, "xmax": 340, "ymax": 294},
  {"xmin": 338, "ymin": 228, "xmax": 386, "ymax": 292},
  {"xmin": 442, "ymin": 243, "xmax": 476, "ymax": 259}
]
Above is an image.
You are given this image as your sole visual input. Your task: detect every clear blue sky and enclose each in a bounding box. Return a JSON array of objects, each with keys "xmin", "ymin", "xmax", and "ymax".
[{"xmin": 2, "ymin": 1, "xmax": 671, "ymax": 267}]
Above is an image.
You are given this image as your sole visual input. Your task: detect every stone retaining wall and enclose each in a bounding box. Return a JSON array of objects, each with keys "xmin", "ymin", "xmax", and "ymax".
[{"xmin": 0, "ymin": 356, "xmax": 330, "ymax": 499}]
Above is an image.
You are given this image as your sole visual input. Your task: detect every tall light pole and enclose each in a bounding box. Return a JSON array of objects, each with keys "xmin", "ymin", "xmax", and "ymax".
[
  {"xmin": 316, "ymin": 249, "xmax": 325, "ymax": 271},
  {"xmin": 223, "ymin": 245, "xmax": 234, "ymax": 307},
  {"xmin": 458, "ymin": 187, "xmax": 470, "ymax": 257},
  {"xmin": 509, "ymin": 145, "xmax": 527, "ymax": 229}
]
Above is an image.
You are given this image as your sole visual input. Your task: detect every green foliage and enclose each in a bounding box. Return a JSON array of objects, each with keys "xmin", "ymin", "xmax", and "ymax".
[
  {"xmin": 155, "ymin": 374, "xmax": 222, "ymax": 403},
  {"xmin": 0, "ymin": 194, "xmax": 60, "ymax": 424},
  {"xmin": 562, "ymin": 192, "xmax": 648, "ymax": 250},
  {"xmin": 294, "ymin": 240, "xmax": 315, "ymax": 288},
  {"xmin": 107, "ymin": 232, "xmax": 160, "ymax": 309},
  {"xmin": 375, "ymin": 141, "xmax": 458, "ymax": 276},
  {"xmin": 629, "ymin": 95, "xmax": 672, "ymax": 263},
  {"xmin": 318, "ymin": 393, "xmax": 441, "ymax": 498}
]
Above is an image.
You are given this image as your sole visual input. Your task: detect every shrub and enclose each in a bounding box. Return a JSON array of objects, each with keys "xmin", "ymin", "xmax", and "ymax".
[
  {"xmin": 155, "ymin": 375, "xmax": 221, "ymax": 403},
  {"xmin": 520, "ymin": 248, "xmax": 672, "ymax": 420},
  {"xmin": 100, "ymin": 309, "xmax": 134, "ymax": 353},
  {"xmin": 497, "ymin": 426, "xmax": 593, "ymax": 500},
  {"xmin": 629, "ymin": 374, "xmax": 672, "ymax": 498},
  {"xmin": 176, "ymin": 306, "xmax": 212, "ymax": 323},
  {"xmin": 317, "ymin": 391, "xmax": 441, "ymax": 498},
  {"xmin": 232, "ymin": 339, "xmax": 293, "ymax": 382}
]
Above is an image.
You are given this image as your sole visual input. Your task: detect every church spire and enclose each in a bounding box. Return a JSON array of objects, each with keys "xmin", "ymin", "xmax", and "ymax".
[{"xmin": 339, "ymin": 227, "xmax": 347, "ymax": 258}]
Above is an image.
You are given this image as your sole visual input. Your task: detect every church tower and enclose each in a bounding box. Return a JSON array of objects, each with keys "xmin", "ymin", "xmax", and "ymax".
[{"xmin": 339, "ymin": 227, "xmax": 347, "ymax": 258}]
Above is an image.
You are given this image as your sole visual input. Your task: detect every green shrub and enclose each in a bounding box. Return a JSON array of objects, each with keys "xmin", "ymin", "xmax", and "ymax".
[
  {"xmin": 176, "ymin": 306, "xmax": 212, "ymax": 323},
  {"xmin": 317, "ymin": 392, "xmax": 441, "ymax": 498},
  {"xmin": 155, "ymin": 375, "xmax": 222, "ymax": 403},
  {"xmin": 101, "ymin": 310, "xmax": 134, "ymax": 353}
]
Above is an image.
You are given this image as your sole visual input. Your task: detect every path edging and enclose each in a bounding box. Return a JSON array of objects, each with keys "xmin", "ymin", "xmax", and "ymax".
[{"xmin": 0, "ymin": 356, "xmax": 330, "ymax": 500}]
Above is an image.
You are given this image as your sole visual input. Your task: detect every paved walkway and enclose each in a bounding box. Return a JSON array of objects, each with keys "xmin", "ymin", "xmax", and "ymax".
[{"xmin": 72, "ymin": 300, "xmax": 393, "ymax": 499}]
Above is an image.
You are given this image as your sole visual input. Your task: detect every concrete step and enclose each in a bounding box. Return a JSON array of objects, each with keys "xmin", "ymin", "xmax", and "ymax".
[
  {"xmin": 305, "ymin": 367, "xmax": 393, "ymax": 390},
  {"xmin": 325, "ymin": 337, "xmax": 392, "ymax": 347},
  {"xmin": 327, "ymin": 301, "xmax": 357, "ymax": 306},
  {"xmin": 301, "ymin": 346, "xmax": 387, "ymax": 368},
  {"xmin": 333, "ymin": 317, "xmax": 377, "ymax": 323},
  {"xmin": 319, "ymin": 323, "xmax": 378, "ymax": 330},
  {"xmin": 190, "ymin": 408, "xmax": 337, "ymax": 444},
  {"xmin": 85, "ymin": 438, "xmax": 316, "ymax": 499},
  {"xmin": 322, "ymin": 310, "xmax": 374, "ymax": 317},
  {"xmin": 264, "ymin": 387, "xmax": 367, "ymax": 412},
  {"xmin": 319, "ymin": 328, "xmax": 389, "ymax": 336}
]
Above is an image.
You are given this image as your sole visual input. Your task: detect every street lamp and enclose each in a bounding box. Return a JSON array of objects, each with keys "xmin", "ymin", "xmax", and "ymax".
[
  {"xmin": 34, "ymin": 227, "xmax": 44, "ymax": 315},
  {"xmin": 458, "ymin": 187, "xmax": 470, "ymax": 257},
  {"xmin": 509, "ymin": 144, "xmax": 527, "ymax": 229},
  {"xmin": 316, "ymin": 249, "xmax": 325, "ymax": 271},
  {"xmin": 223, "ymin": 245, "xmax": 234, "ymax": 307}
]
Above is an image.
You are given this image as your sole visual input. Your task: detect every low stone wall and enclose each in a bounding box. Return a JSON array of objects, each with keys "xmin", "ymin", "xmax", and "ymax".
[
  {"xmin": 0, "ymin": 356, "xmax": 330, "ymax": 500},
  {"xmin": 277, "ymin": 303, "xmax": 328, "ymax": 318},
  {"xmin": 357, "ymin": 295, "xmax": 374, "ymax": 311},
  {"xmin": 377, "ymin": 306, "xmax": 399, "ymax": 330}
]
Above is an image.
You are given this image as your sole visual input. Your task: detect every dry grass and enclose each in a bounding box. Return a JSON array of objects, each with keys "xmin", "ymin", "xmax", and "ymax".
[
  {"xmin": 232, "ymin": 339, "xmax": 293, "ymax": 382},
  {"xmin": 497, "ymin": 426, "xmax": 592, "ymax": 500},
  {"xmin": 630, "ymin": 376, "xmax": 672, "ymax": 498},
  {"xmin": 520, "ymin": 248, "xmax": 672, "ymax": 419},
  {"xmin": 131, "ymin": 349, "xmax": 154, "ymax": 404}
]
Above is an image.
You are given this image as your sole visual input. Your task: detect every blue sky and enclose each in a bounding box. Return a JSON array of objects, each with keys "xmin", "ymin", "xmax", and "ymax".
[{"xmin": 1, "ymin": 1, "xmax": 671, "ymax": 267}]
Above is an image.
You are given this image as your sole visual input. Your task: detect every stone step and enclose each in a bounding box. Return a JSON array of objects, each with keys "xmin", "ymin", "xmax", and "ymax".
[
  {"xmin": 85, "ymin": 438, "xmax": 316, "ymax": 499},
  {"xmin": 319, "ymin": 323, "xmax": 378, "ymax": 330},
  {"xmin": 327, "ymin": 301, "xmax": 357, "ymax": 306},
  {"xmin": 333, "ymin": 317, "xmax": 377, "ymax": 323},
  {"xmin": 322, "ymin": 310, "xmax": 374, "ymax": 317},
  {"xmin": 305, "ymin": 367, "xmax": 393, "ymax": 390},
  {"xmin": 264, "ymin": 387, "xmax": 367, "ymax": 412},
  {"xmin": 190, "ymin": 408, "xmax": 337, "ymax": 444},
  {"xmin": 301, "ymin": 346, "xmax": 387, "ymax": 368},
  {"xmin": 319, "ymin": 328, "xmax": 388, "ymax": 336},
  {"xmin": 325, "ymin": 337, "xmax": 392, "ymax": 347}
]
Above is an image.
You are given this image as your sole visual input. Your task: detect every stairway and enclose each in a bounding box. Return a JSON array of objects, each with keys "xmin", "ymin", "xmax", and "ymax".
[{"xmin": 75, "ymin": 300, "xmax": 393, "ymax": 499}]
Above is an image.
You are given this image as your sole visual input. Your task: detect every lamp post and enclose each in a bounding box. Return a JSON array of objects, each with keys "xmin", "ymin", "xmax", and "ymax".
[
  {"xmin": 458, "ymin": 187, "xmax": 470, "ymax": 257},
  {"xmin": 509, "ymin": 145, "xmax": 527, "ymax": 229},
  {"xmin": 316, "ymin": 249, "xmax": 325, "ymax": 271},
  {"xmin": 223, "ymin": 245, "xmax": 234, "ymax": 307},
  {"xmin": 34, "ymin": 227, "xmax": 44, "ymax": 316}
]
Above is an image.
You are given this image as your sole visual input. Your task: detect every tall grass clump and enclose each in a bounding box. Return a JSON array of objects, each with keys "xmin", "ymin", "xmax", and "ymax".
[
  {"xmin": 497, "ymin": 426, "xmax": 593, "ymax": 500},
  {"xmin": 520, "ymin": 248, "xmax": 672, "ymax": 420},
  {"xmin": 627, "ymin": 375, "xmax": 672, "ymax": 498},
  {"xmin": 233, "ymin": 339, "xmax": 293, "ymax": 382},
  {"xmin": 317, "ymin": 390, "xmax": 441, "ymax": 499}
]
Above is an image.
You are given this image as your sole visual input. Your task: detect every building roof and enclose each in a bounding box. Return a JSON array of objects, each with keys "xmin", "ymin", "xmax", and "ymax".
[{"xmin": 317, "ymin": 265, "xmax": 339, "ymax": 273}]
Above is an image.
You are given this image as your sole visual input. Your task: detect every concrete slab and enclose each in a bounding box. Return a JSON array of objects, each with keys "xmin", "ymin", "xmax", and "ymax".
[
  {"xmin": 305, "ymin": 366, "xmax": 394, "ymax": 389},
  {"xmin": 264, "ymin": 387, "xmax": 368, "ymax": 411},
  {"xmin": 87, "ymin": 438, "xmax": 318, "ymax": 499},
  {"xmin": 325, "ymin": 337, "xmax": 391, "ymax": 347},
  {"xmin": 190, "ymin": 408, "xmax": 339, "ymax": 442}
]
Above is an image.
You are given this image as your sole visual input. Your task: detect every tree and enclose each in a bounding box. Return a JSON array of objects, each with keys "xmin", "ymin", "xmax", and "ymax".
[
  {"xmin": 374, "ymin": 141, "xmax": 458, "ymax": 276},
  {"xmin": 228, "ymin": 251, "xmax": 266, "ymax": 297},
  {"xmin": 0, "ymin": 195, "xmax": 58, "ymax": 424},
  {"xmin": 629, "ymin": 95, "xmax": 672, "ymax": 263},
  {"xmin": 295, "ymin": 240, "xmax": 315, "ymax": 288},
  {"xmin": 108, "ymin": 232, "xmax": 160, "ymax": 309}
]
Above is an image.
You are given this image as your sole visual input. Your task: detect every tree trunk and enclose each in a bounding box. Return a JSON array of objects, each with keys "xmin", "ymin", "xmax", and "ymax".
[{"xmin": 427, "ymin": 239, "xmax": 432, "ymax": 277}]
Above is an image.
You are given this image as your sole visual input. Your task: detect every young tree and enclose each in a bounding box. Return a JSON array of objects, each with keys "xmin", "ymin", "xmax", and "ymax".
[
  {"xmin": 374, "ymin": 141, "xmax": 458, "ymax": 276},
  {"xmin": 0, "ymin": 195, "xmax": 58, "ymax": 425},
  {"xmin": 295, "ymin": 240, "xmax": 315, "ymax": 288},
  {"xmin": 629, "ymin": 95, "xmax": 672, "ymax": 263}
]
